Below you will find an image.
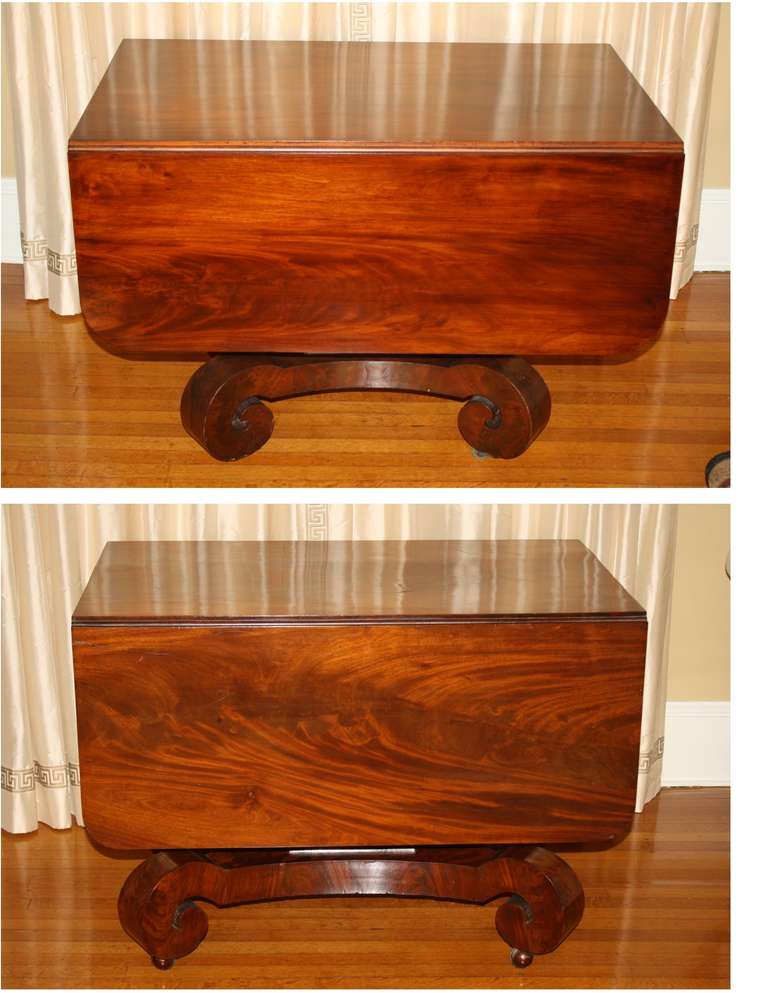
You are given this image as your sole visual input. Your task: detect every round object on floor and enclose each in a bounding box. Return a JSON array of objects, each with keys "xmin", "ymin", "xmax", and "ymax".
[
  {"xmin": 510, "ymin": 948, "xmax": 534, "ymax": 968},
  {"xmin": 705, "ymin": 451, "xmax": 730, "ymax": 488}
]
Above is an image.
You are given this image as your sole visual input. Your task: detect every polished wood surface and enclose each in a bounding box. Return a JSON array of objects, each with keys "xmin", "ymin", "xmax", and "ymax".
[
  {"xmin": 69, "ymin": 40, "xmax": 682, "ymax": 357},
  {"xmin": 72, "ymin": 540, "xmax": 644, "ymax": 623},
  {"xmin": 69, "ymin": 149, "xmax": 681, "ymax": 358},
  {"xmin": 70, "ymin": 41, "xmax": 681, "ymax": 149},
  {"xmin": 117, "ymin": 846, "xmax": 583, "ymax": 970},
  {"xmin": 0, "ymin": 267, "xmax": 730, "ymax": 487},
  {"xmin": 180, "ymin": 355, "xmax": 551, "ymax": 461},
  {"xmin": 1, "ymin": 788, "xmax": 730, "ymax": 988},
  {"xmin": 73, "ymin": 619, "xmax": 646, "ymax": 849}
]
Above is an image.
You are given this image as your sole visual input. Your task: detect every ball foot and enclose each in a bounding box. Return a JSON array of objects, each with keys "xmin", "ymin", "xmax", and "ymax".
[
  {"xmin": 152, "ymin": 956, "xmax": 174, "ymax": 970},
  {"xmin": 510, "ymin": 948, "xmax": 534, "ymax": 968}
]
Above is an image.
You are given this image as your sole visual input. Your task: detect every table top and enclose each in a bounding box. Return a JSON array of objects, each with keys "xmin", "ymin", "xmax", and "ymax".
[
  {"xmin": 72, "ymin": 539, "xmax": 644, "ymax": 625},
  {"xmin": 69, "ymin": 39, "xmax": 681, "ymax": 151}
]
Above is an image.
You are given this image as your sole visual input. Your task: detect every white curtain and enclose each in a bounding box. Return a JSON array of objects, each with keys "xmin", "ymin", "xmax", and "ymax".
[
  {"xmin": 2, "ymin": 503, "xmax": 677, "ymax": 834},
  {"xmin": 2, "ymin": 2, "xmax": 720, "ymax": 314}
]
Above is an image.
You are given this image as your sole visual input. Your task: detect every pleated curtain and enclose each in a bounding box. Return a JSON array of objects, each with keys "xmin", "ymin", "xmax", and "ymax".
[
  {"xmin": 2, "ymin": 503, "xmax": 677, "ymax": 834},
  {"xmin": 2, "ymin": 2, "xmax": 721, "ymax": 315}
]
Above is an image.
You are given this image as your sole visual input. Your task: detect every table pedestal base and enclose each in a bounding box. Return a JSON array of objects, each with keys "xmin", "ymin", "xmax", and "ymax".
[
  {"xmin": 180, "ymin": 355, "xmax": 551, "ymax": 460},
  {"xmin": 117, "ymin": 845, "xmax": 584, "ymax": 970}
]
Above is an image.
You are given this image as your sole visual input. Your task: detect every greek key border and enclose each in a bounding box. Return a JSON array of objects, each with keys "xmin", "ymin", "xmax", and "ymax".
[
  {"xmin": 349, "ymin": 2, "xmax": 372, "ymax": 41},
  {"xmin": 1, "ymin": 761, "xmax": 80, "ymax": 793},
  {"xmin": 674, "ymin": 223, "xmax": 699, "ymax": 263},
  {"xmin": 47, "ymin": 248, "xmax": 78, "ymax": 276},
  {"xmin": 306, "ymin": 504, "xmax": 329, "ymax": 540},
  {"xmin": 20, "ymin": 232, "xmax": 78, "ymax": 276},
  {"xmin": 638, "ymin": 735, "xmax": 664, "ymax": 773}
]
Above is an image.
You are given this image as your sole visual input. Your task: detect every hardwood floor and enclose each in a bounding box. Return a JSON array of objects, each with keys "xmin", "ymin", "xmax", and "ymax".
[
  {"xmin": 1, "ymin": 266, "xmax": 728, "ymax": 487},
  {"xmin": 2, "ymin": 787, "xmax": 729, "ymax": 989}
]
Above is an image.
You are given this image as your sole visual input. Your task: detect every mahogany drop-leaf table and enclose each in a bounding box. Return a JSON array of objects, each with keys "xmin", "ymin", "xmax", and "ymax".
[
  {"xmin": 68, "ymin": 40, "xmax": 682, "ymax": 460},
  {"xmin": 72, "ymin": 539, "xmax": 647, "ymax": 969}
]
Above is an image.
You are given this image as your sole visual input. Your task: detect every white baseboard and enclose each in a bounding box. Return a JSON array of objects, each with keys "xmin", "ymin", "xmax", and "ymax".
[
  {"xmin": 0, "ymin": 177, "xmax": 730, "ymax": 271},
  {"xmin": 662, "ymin": 701, "xmax": 730, "ymax": 786},
  {"xmin": 694, "ymin": 188, "xmax": 730, "ymax": 271},
  {"xmin": 1, "ymin": 177, "xmax": 22, "ymax": 263}
]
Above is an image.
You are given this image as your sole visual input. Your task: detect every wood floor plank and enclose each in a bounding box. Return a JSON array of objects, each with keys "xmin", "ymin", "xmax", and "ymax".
[
  {"xmin": 1, "ymin": 267, "xmax": 729, "ymax": 487},
  {"xmin": 1, "ymin": 787, "xmax": 729, "ymax": 988}
]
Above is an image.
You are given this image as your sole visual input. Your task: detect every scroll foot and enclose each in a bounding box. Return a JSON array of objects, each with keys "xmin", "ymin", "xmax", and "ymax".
[
  {"xmin": 180, "ymin": 354, "xmax": 550, "ymax": 461},
  {"xmin": 493, "ymin": 846, "xmax": 585, "ymax": 965},
  {"xmin": 117, "ymin": 845, "xmax": 582, "ymax": 968},
  {"xmin": 118, "ymin": 852, "xmax": 211, "ymax": 967}
]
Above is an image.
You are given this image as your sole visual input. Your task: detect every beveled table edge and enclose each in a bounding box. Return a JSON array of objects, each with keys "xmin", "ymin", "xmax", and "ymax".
[
  {"xmin": 68, "ymin": 140, "xmax": 683, "ymax": 152},
  {"xmin": 72, "ymin": 612, "xmax": 647, "ymax": 627}
]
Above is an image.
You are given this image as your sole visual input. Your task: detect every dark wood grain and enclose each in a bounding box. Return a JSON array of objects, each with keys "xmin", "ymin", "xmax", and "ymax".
[
  {"xmin": 72, "ymin": 539, "xmax": 645, "ymax": 624},
  {"xmin": 180, "ymin": 354, "xmax": 550, "ymax": 460},
  {"xmin": 116, "ymin": 845, "xmax": 584, "ymax": 970},
  {"xmin": 69, "ymin": 148, "xmax": 682, "ymax": 358},
  {"xmin": 72, "ymin": 619, "xmax": 646, "ymax": 850}
]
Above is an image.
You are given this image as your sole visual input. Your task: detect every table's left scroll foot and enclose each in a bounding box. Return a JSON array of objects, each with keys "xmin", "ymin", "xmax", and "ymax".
[{"xmin": 117, "ymin": 852, "xmax": 212, "ymax": 968}]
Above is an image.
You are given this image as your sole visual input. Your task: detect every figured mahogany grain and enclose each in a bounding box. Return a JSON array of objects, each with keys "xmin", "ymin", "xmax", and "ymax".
[
  {"xmin": 72, "ymin": 540, "xmax": 646, "ymax": 850},
  {"xmin": 68, "ymin": 40, "xmax": 683, "ymax": 358},
  {"xmin": 69, "ymin": 149, "xmax": 682, "ymax": 357},
  {"xmin": 72, "ymin": 618, "xmax": 646, "ymax": 850},
  {"xmin": 72, "ymin": 539, "xmax": 644, "ymax": 624}
]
